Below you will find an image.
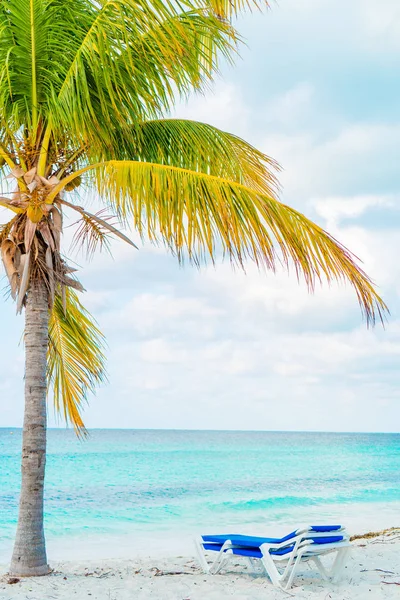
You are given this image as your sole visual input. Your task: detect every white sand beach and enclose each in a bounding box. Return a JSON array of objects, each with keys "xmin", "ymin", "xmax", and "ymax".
[{"xmin": 0, "ymin": 529, "xmax": 399, "ymax": 599}]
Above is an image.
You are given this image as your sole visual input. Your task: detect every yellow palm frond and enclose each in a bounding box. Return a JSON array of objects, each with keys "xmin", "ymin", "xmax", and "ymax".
[
  {"xmin": 48, "ymin": 160, "xmax": 386, "ymax": 325},
  {"xmin": 47, "ymin": 288, "xmax": 107, "ymax": 436},
  {"xmin": 135, "ymin": 119, "xmax": 280, "ymax": 195}
]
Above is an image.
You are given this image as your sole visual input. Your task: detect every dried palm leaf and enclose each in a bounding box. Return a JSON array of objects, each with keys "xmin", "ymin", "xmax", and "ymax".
[
  {"xmin": 50, "ymin": 206, "xmax": 63, "ymax": 232},
  {"xmin": 16, "ymin": 251, "xmax": 30, "ymax": 314},
  {"xmin": 39, "ymin": 221, "xmax": 56, "ymax": 251},
  {"xmin": 45, "ymin": 247, "xmax": 55, "ymax": 306},
  {"xmin": 6, "ymin": 166, "xmax": 24, "ymax": 180},
  {"xmin": 27, "ymin": 181, "xmax": 38, "ymax": 193},
  {"xmin": 47, "ymin": 175, "xmax": 60, "ymax": 187},
  {"xmin": 49, "ymin": 207, "xmax": 62, "ymax": 251},
  {"xmin": 1, "ymin": 240, "xmax": 18, "ymax": 297},
  {"xmin": 62, "ymin": 275, "xmax": 85, "ymax": 292},
  {"xmin": 0, "ymin": 217, "xmax": 18, "ymax": 245},
  {"xmin": 10, "ymin": 272, "xmax": 19, "ymax": 300},
  {"xmin": 61, "ymin": 199, "xmax": 137, "ymax": 253},
  {"xmin": 23, "ymin": 167, "xmax": 37, "ymax": 184},
  {"xmin": 13, "ymin": 245, "xmax": 21, "ymax": 271},
  {"xmin": 71, "ymin": 212, "xmax": 112, "ymax": 259},
  {"xmin": 24, "ymin": 219, "xmax": 37, "ymax": 252}
]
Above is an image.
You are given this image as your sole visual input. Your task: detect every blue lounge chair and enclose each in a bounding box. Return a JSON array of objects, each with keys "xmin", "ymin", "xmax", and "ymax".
[{"xmin": 195, "ymin": 525, "xmax": 351, "ymax": 589}]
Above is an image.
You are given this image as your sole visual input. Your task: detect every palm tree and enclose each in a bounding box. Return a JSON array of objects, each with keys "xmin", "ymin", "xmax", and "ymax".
[{"xmin": 0, "ymin": 0, "xmax": 385, "ymax": 578}]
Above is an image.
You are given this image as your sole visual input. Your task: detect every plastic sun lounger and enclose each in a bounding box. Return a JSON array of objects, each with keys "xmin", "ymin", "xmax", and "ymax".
[{"xmin": 195, "ymin": 525, "xmax": 351, "ymax": 590}]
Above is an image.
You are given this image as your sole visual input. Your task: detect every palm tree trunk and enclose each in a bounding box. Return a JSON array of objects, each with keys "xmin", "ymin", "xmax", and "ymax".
[{"xmin": 10, "ymin": 278, "xmax": 50, "ymax": 577}]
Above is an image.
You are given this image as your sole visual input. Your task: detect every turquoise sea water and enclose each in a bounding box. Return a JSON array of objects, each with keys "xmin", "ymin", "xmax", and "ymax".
[{"xmin": 0, "ymin": 429, "xmax": 399, "ymax": 561}]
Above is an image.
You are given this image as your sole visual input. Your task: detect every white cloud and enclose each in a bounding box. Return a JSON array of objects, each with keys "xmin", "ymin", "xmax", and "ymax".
[
  {"xmin": 66, "ymin": 224, "xmax": 400, "ymax": 432},
  {"xmin": 263, "ymin": 0, "xmax": 400, "ymax": 56},
  {"xmin": 360, "ymin": 0, "xmax": 400, "ymax": 51},
  {"xmin": 173, "ymin": 82, "xmax": 400, "ymax": 212},
  {"xmin": 262, "ymin": 123, "xmax": 400, "ymax": 203},
  {"xmin": 103, "ymin": 291, "xmax": 222, "ymax": 338},
  {"xmin": 199, "ymin": 261, "xmax": 359, "ymax": 331},
  {"xmin": 173, "ymin": 83, "xmax": 250, "ymax": 137},
  {"xmin": 264, "ymin": 82, "xmax": 315, "ymax": 127},
  {"xmin": 139, "ymin": 338, "xmax": 188, "ymax": 364},
  {"xmin": 311, "ymin": 195, "xmax": 397, "ymax": 228}
]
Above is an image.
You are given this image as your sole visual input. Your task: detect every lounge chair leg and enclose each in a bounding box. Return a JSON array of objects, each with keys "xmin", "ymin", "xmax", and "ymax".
[
  {"xmin": 312, "ymin": 547, "xmax": 351, "ymax": 583},
  {"xmin": 260, "ymin": 551, "xmax": 285, "ymax": 588},
  {"xmin": 331, "ymin": 547, "xmax": 351, "ymax": 582},
  {"xmin": 194, "ymin": 538, "xmax": 210, "ymax": 574},
  {"xmin": 210, "ymin": 553, "xmax": 229, "ymax": 575},
  {"xmin": 284, "ymin": 550, "xmax": 305, "ymax": 590},
  {"xmin": 246, "ymin": 557, "xmax": 264, "ymax": 574},
  {"xmin": 312, "ymin": 556, "xmax": 329, "ymax": 580}
]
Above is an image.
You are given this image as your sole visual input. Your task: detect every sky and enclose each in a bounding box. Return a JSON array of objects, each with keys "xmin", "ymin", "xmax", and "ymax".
[{"xmin": 1, "ymin": 0, "xmax": 400, "ymax": 432}]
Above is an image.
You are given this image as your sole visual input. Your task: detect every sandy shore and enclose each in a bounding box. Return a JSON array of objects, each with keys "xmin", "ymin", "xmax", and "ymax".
[{"xmin": 0, "ymin": 530, "xmax": 399, "ymax": 599}]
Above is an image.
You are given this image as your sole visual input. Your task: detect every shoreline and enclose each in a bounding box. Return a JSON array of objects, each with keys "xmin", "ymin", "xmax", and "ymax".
[
  {"xmin": 1, "ymin": 529, "xmax": 399, "ymax": 599},
  {"xmin": 1, "ymin": 508, "xmax": 400, "ymax": 563}
]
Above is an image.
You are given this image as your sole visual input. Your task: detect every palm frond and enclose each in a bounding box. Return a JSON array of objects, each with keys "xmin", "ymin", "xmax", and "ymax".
[
  {"xmin": 134, "ymin": 119, "xmax": 280, "ymax": 195},
  {"xmin": 49, "ymin": 7, "xmax": 238, "ymax": 152},
  {"xmin": 0, "ymin": 0, "xmax": 53, "ymax": 133},
  {"xmin": 71, "ymin": 210, "xmax": 114, "ymax": 259},
  {"xmin": 1, "ymin": 0, "xmax": 242, "ymax": 162},
  {"xmin": 47, "ymin": 287, "xmax": 107, "ymax": 436},
  {"xmin": 60, "ymin": 198, "xmax": 138, "ymax": 258},
  {"xmin": 48, "ymin": 160, "xmax": 386, "ymax": 324}
]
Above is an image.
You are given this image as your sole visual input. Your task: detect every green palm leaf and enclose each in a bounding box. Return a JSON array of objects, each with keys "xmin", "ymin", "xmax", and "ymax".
[
  {"xmin": 49, "ymin": 9, "xmax": 237, "ymax": 153},
  {"xmin": 47, "ymin": 288, "xmax": 107, "ymax": 435},
  {"xmin": 133, "ymin": 119, "xmax": 280, "ymax": 195},
  {"xmin": 1, "ymin": 0, "xmax": 239, "ymax": 155}
]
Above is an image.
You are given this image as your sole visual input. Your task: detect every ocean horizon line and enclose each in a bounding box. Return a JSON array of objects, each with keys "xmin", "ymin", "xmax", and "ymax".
[{"xmin": 1, "ymin": 426, "xmax": 399, "ymax": 435}]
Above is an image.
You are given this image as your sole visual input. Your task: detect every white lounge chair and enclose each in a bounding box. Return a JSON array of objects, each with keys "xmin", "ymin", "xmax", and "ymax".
[{"xmin": 195, "ymin": 525, "xmax": 351, "ymax": 589}]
